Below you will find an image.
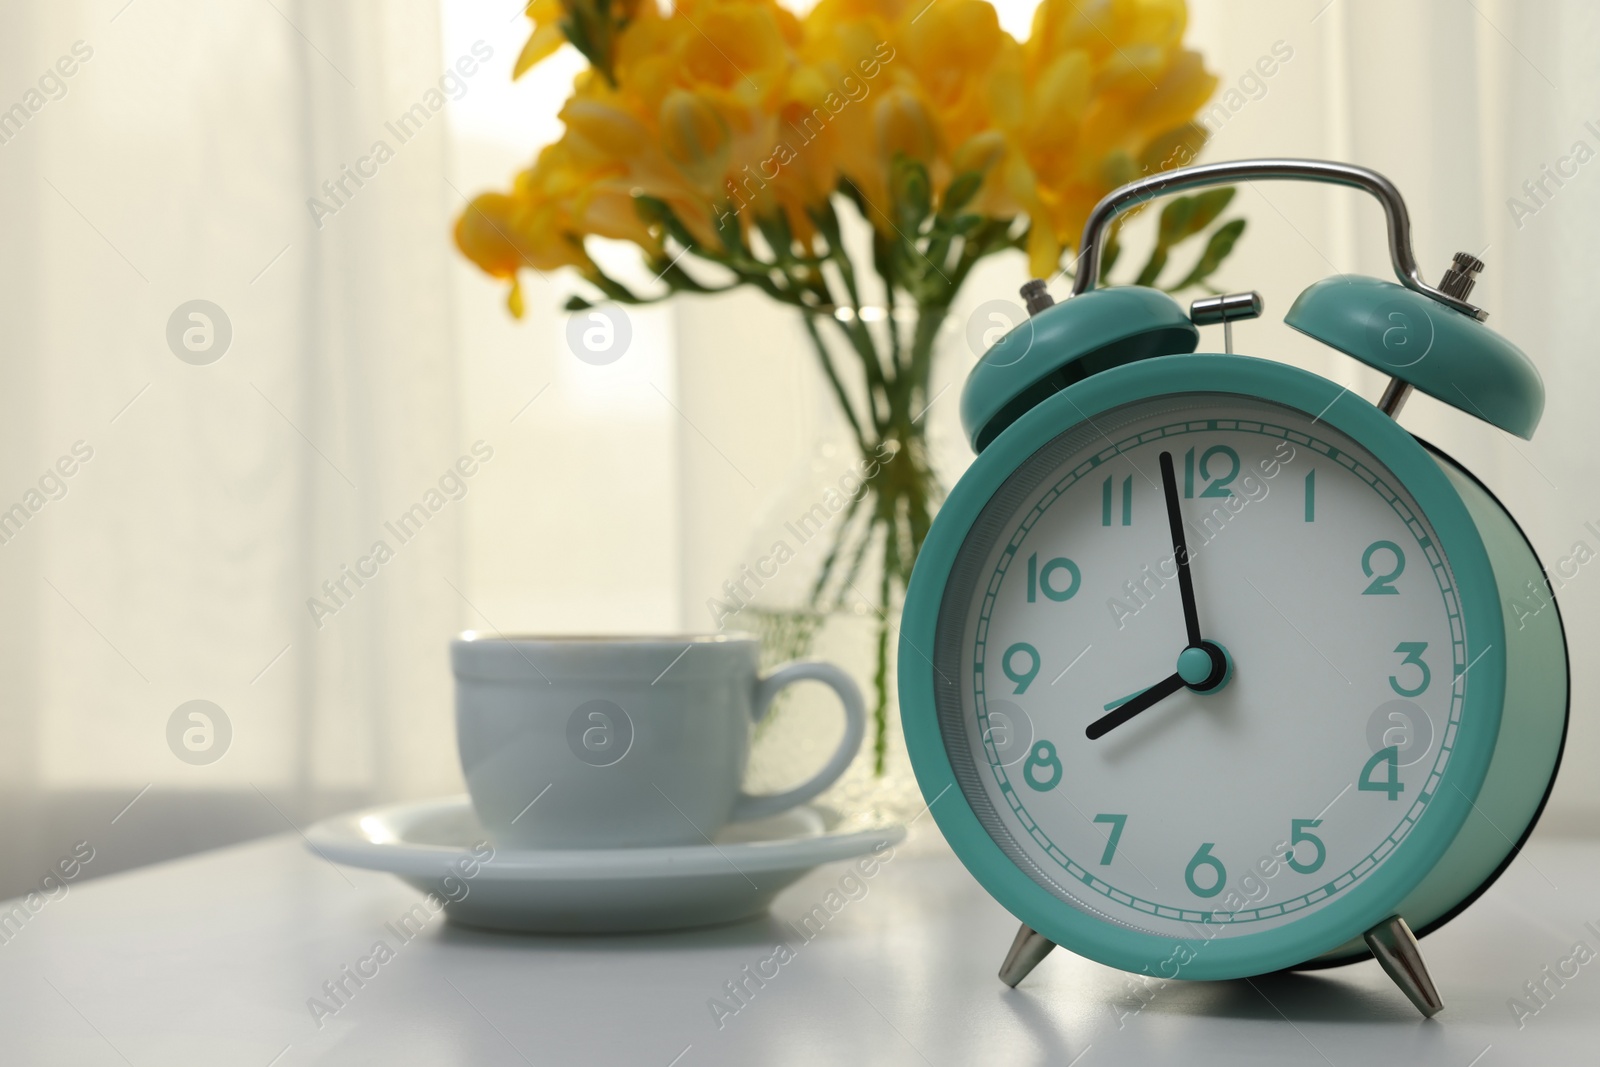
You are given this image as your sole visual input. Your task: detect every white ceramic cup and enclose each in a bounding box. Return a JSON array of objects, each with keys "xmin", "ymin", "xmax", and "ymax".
[{"xmin": 451, "ymin": 633, "xmax": 867, "ymax": 850}]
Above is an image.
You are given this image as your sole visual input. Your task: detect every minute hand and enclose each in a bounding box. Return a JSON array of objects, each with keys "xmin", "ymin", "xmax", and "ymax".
[
  {"xmin": 1084, "ymin": 673, "xmax": 1186, "ymax": 740},
  {"xmin": 1160, "ymin": 451, "xmax": 1202, "ymax": 647}
]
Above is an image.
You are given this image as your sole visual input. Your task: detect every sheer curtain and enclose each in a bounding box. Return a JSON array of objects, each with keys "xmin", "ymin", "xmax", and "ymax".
[
  {"xmin": 0, "ymin": 0, "xmax": 472, "ymax": 891},
  {"xmin": 0, "ymin": 0, "xmax": 689, "ymax": 896}
]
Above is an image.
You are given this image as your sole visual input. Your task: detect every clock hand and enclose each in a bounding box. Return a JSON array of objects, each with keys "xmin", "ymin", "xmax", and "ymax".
[
  {"xmin": 1159, "ymin": 450, "xmax": 1202, "ymax": 647},
  {"xmin": 1085, "ymin": 672, "xmax": 1186, "ymax": 740},
  {"xmin": 1085, "ymin": 644, "xmax": 1232, "ymax": 741},
  {"xmin": 1084, "ymin": 452, "xmax": 1233, "ymax": 742}
]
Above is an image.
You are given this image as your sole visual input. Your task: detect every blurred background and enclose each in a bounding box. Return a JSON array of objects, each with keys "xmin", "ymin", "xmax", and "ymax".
[{"xmin": 1, "ymin": 0, "xmax": 1594, "ymax": 898}]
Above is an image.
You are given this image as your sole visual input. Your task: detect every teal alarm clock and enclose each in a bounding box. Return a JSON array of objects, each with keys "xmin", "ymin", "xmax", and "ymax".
[{"xmin": 899, "ymin": 159, "xmax": 1568, "ymax": 1016}]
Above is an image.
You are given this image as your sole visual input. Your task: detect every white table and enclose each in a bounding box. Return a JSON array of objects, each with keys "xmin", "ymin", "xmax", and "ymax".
[{"xmin": 1, "ymin": 826, "xmax": 1595, "ymax": 1064}]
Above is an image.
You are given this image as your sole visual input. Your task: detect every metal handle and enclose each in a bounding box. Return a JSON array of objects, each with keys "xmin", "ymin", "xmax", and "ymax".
[{"xmin": 1070, "ymin": 158, "xmax": 1486, "ymax": 321}]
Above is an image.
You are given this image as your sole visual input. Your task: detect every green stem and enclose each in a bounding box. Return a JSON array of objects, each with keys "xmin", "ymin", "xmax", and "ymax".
[
  {"xmin": 807, "ymin": 477, "xmax": 869, "ymax": 607},
  {"xmin": 800, "ymin": 312, "xmax": 870, "ymax": 455},
  {"xmin": 873, "ymin": 542, "xmax": 892, "ymax": 776},
  {"xmin": 830, "ymin": 503, "xmax": 880, "ymax": 614}
]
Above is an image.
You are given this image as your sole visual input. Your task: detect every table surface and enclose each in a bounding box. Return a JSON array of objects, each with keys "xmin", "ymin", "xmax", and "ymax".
[{"xmin": 1, "ymin": 823, "xmax": 1597, "ymax": 1065}]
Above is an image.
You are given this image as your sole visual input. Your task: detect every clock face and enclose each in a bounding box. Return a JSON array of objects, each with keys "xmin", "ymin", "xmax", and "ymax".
[{"xmin": 931, "ymin": 392, "xmax": 1469, "ymax": 944}]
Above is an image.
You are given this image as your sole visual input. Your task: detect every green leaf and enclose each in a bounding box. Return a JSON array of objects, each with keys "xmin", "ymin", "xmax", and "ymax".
[
  {"xmin": 554, "ymin": 0, "xmax": 633, "ymax": 86},
  {"xmin": 1169, "ymin": 218, "xmax": 1247, "ymax": 292},
  {"xmin": 713, "ymin": 198, "xmax": 747, "ymax": 259},
  {"xmin": 633, "ymin": 194, "xmax": 700, "ymax": 252},
  {"xmin": 807, "ymin": 198, "xmax": 845, "ymax": 248},
  {"xmin": 870, "ymin": 228, "xmax": 894, "ymax": 285},
  {"xmin": 1156, "ymin": 189, "xmax": 1237, "ymax": 248},
  {"xmin": 940, "ymin": 171, "xmax": 984, "ymax": 218},
  {"xmin": 1133, "ymin": 244, "xmax": 1169, "ymax": 288},
  {"xmin": 755, "ymin": 212, "xmax": 795, "ymax": 263},
  {"xmin": 837, "ymin": 177, "xmax": 871, "ymax": 222},
  {"xmin": 560, "ymin": 15, "xmax": 607, "ymax": 79},
  {"xmin": 938, "ymin": 213, "xmax": 984, "ymax": 240},
  {"xmin": 563, "ymin": 294, "xmax": 593, "ymax": 311},
  {"xmin": 1132, "ymin": 189, "xmax": 1235, "ymax": 287},
  {"xmin": 890, "ymin": 155, "xmax": 932, "ymax": 234},
  {"xmin": 975, "ymin": 218, "xmax": 1010, "ymax": 256},
  {"xmin": 652, "ymin": 258, "xmax": 729, "ymax": 294},
  {"xmin": 632, "ymin": 194, "xmax": 675, "ymax": 227},
  {"xmin": 1184, "ymin": 188, "xmax": 1236, "ymax": 237},
  {"xmin": 1156, "ymin": 196, "xmax": 1198, "ymax": 246},
  {"xmin": 1109, "ymin": 187, "xmax": 1243, "ymax": 289},
  {"xmin": 1100, "ymin": 219, "xmax": 1122, "ymax": 282}
]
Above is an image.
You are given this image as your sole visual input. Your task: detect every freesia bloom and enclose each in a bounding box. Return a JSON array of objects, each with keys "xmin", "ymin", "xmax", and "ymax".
[{"xmin": 460, "ymin": 0, "xmax": 1219, "ymax": 300}]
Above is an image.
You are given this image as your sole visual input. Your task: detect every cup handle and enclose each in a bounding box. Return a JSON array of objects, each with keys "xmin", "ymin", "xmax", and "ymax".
[{"xmin": 729, "ymin": 661, "xmax": 866, "ymax": 822}]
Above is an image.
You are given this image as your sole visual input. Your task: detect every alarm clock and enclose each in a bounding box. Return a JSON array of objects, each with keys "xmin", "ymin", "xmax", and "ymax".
[{"xmin": 899, "ymin": 159, "xmax": 1568, "ymax": 1016}]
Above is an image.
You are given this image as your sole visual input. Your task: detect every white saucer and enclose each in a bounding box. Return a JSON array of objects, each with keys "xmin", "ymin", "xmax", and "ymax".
[{"xmin": 305, "ymin": 796, "xmax": 905, "ymax": 934}]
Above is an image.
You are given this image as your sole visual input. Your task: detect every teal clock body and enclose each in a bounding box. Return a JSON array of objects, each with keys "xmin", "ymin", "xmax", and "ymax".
[{"xmin": 898, "ymin": 160, "xmax": 1568, "ymax": 1010}]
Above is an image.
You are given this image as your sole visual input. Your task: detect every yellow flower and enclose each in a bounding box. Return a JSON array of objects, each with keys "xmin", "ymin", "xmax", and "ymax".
[
  {"xmin": 562, "ymin": 96, "xmax": 650, "ymax": 159},
  {"xmin": 547, "ymin": 0, "xmax": 815, "ymax": 244},
  {"xmin": 513, "ymin": 0, "xmax": 568, "ymax": 78},
  {"xmin": 455, "ymin": 193, "xmax": 537, "ymax": 279},
  {"xmin": 875, "ymin": 87, "xmax": 937, "ymax": 165},
  {"xmin": 675, "ymin": 0, "xmax": 796, "ymax": 93},
  {"xmin": 464, "ymin": 0, "xmax": 1222, "ymax": 295},
  {"xmin": 514, "ymin": 0, "xmax": 649, "ymax": 80},
  {"xmin": 659, "ymin": 90, "xmax": 733, "ymax": 187},
  {"xmin": 1006, "ymin": 0, "xmax": 1217, "ymax": 273},
  {"xmin": 896, "ymin": 0, "xmax": 1009, "ymax": 145}
]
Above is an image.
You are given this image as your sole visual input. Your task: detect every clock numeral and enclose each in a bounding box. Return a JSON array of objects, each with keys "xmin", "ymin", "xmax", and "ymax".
[
  {"xmin": 1092, "ymin": 813, "xmax": 1127, "ymax": 865},
  {"xmin": 1026, "ymin": 553, "xmax": 1081, "ymax": 602},
  {"xmin": 1389, "ymin": 642, "xmax": 1430, "ymax": 697},
  {"xmin": 1184, "ymin": 842, "xmax": 1227, "ymax": 898},
  {"xmin": 1361, "ymin": 540, "xmax": 1405, "ymax": 595},
  {"xmin": 1304, "ymin": 469, "xmax": 1316, "ymax": 522},
  {"xmin": 1358, "ymin": 745, "xmax": 1405, "ymax": 800},
  {"xmin": 1023, "ymin": 740, "xmax": 1062, "ymax": 792},
  {"xmin": 1101, "ymin": 475, "xmax": 1132, "ymax": 526},
  {"xmin": 1183, "ymin": 445, "xmax": 1240, "ymax": 499},
  {"xmin": 1284, "ymin": 818, "xmax": 1326, "ymax": 875},
  {"xmin": 1001, "ymin": 642, "xmax": 1040, "ymax": 694}
]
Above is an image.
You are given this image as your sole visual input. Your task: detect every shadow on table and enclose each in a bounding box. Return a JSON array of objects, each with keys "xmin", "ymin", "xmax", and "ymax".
[
  {"xmin": 1136, "ymin": 968, "xmax": 1425, "ymax": 1024},
  {"xmin": 432, "ymin": 911, "xmax": 791, "ymax": 953},
  {"xmin": 995, "ymin": 964, "xmax": 1423, "ymax": 1034}
]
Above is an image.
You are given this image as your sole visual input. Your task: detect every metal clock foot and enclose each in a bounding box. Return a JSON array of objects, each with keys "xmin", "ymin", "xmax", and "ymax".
[
  {"xmin": 999, "ymin": 923, "xmax": 1057, "ymax": 987},
  {"xmin": 1363, "ymin": 914, "xmax": 1443, "ymax": 1017}
]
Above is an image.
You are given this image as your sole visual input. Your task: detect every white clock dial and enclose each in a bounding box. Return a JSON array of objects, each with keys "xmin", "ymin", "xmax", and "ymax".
[{"xmin": 934, "ymin": 394, "xmax": 1466, "ymax": 939}]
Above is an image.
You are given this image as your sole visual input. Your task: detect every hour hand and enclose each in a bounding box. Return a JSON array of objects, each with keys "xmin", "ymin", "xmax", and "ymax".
[{"xmin": 1085, "ymin": 672, "xmax": 1186, "ymax": 740}]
